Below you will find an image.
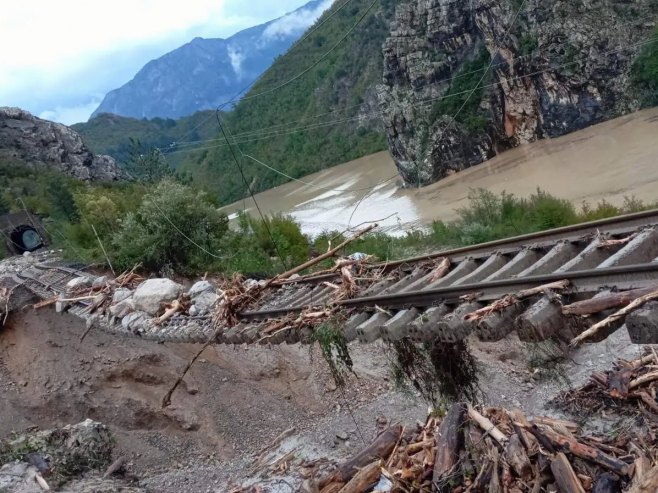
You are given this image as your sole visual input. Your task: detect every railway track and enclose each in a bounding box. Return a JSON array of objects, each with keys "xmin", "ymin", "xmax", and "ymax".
[{"xmin": 5, "ymin": 209, "xmax": 658, "ymax": 347}]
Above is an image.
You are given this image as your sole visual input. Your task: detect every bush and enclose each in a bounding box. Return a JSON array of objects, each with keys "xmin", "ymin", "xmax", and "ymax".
[
  {"xmin": 631, "ymin": 29, "xmax": 658, "ymax": 106},
  {"xmin": 111, "ymin": 180, "xmax": 228, "ymax": 274}
]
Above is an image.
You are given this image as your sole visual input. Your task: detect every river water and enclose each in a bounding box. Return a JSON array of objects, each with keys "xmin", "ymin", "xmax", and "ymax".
[{"xmin": 221, "ymin": 107, "xmax": 658, "ymax": 236}]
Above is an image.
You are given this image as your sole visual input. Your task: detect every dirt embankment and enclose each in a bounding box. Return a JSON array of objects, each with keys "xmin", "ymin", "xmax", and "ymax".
[{"xmin": 0, "ymin": 301, "xmax": 649, "ymax": 491}]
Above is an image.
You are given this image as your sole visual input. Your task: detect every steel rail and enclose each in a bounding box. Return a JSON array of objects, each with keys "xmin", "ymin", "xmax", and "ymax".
[
  {"xmin": 273, "ymin": 208, "xmax": 658, "ymax": 286},
  {"xmin": 241, "ymin": 262, "xmax": 658, "ymax": 319}
]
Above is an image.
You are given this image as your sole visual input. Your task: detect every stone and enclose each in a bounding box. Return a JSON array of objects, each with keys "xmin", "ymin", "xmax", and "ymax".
[
  {"xmin": 189, "ymin": 305, "xmax": 199, "ymax": 317},
  {"xmin": 112, "ymin": 288, "xmax": 133, "ymax": 304},
  {"xmin": 121, "ymin": 311, "xmax": 150, "ymax": 332},
  {"xmin": 109, "ymin": 298, "xmax": 135, "ymax": 318},
  {"xmin": 66, "ymin": 276, "xmax": 92, "ymax": 290},
  {"xmin": 336, "ymin": 431, "xmax": 349, "ymax": 441},
  {"xmin": 188, "ymin": 280, "xmax": 214, "ymax": 298},
  {"xmin": 133, "ymin": 278, "xmax": 183, "ymax": 315},
  {"xmin": 0, "ymin": 107, "xmax": 123, "ymax": 181},
  {"xmin": 92, "ymin": 276, "xmax": 109, "ymax": 289},
  {"xmin": 0, "ymin": 461, "xmax": 42, "ymax": 493},
  {"xmin": 192, "ymin": 291, "xmax": 219, "ymax": 315}
]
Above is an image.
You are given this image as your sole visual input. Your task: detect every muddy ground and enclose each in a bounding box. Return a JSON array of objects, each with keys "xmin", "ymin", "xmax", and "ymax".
[{"xmin": 0, "ymin": 305, "xmax": 647, "ymax": 491}]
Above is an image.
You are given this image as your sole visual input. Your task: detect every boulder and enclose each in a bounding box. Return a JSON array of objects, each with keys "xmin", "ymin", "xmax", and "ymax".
[
  {"xmin": 133, "ymin": 279, "xmax": 183, "ymax": 315},
  {"xmin": 66, "ymin": 276, "xmax": 92, "ymax": 291},
  {"xmin": 111, "ymin": 288, "xmax": 133, "ymax": 304},
  {"xmin": 192, "ymin": 291, "xmax": 220, "ymax": 315},
  {"xmin": 92, "ymin": 276, "xmax": 109, "ymax": 289},
  {"xmin": 188, "ymin": 280, "xmax": 214, "ymax": 298},
  {"xmin": 0, "ymin": 461, "xmax": 43, "ymax": 493},
  {"xmin": 121, "ymin": 311, "xmax": 150, "ymax": 333},
  {"xmin": 109, "ymin": 298, "xmax": 135, "ymax": 318}
]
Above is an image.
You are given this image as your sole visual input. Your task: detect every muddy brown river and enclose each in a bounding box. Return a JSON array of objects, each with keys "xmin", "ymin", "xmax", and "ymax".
[{"xmin": 222, "ymin": 107, "xmax": 658, "ymax": 236}]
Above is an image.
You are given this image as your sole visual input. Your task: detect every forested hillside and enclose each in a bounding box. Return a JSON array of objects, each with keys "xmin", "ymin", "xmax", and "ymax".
[{"xmin": 182, "ymin": 0, "xmax": 396, "ymax": 204}]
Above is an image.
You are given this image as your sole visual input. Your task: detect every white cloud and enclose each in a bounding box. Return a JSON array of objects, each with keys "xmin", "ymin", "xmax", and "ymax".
[
  {"xmin": 263, "ymin": 0, "xmax": 333, "ymax": 40},
  {"xmin": 227, "ymin": 46, "xmax": 246, "ymax": 79},
  {"xmin": 0, "ymin": 0, "xmax": 313, "ymax": 122},
  {"xmin": 38, "ymin": 99, "xmax": 103, "ymax": 125}
]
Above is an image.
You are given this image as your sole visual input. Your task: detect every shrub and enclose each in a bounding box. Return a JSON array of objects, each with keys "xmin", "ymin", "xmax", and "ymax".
[{"xmin": 111, "ymin": 180, "xmax": 228, "ymax": 274}]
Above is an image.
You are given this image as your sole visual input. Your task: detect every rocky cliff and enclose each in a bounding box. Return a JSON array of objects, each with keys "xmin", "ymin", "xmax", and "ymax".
[
  {"xmin": 379, "ymin": 0, "xmax": 658, "ymax": 186},
  {"xmin": 0, "ymin": 107, "xmax": 123, "ymax": 181}
]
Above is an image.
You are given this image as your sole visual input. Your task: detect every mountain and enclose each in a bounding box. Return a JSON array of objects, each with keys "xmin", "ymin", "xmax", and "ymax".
[
  {"xmin": 180, "ymin": 0, "xmax": 397, "ymax": 204},
  {"xmin": 72, "ymin": 112, "xmax": 218, "ymax": 167},
  {"xmin": 92, "ymin": 0, "xmax": 332, "ymax": 120},
  {"xmin": 0, "ymin": 107, "xmax": 122, "ymax": 181},
  {"xmin": 379, "ymin": 0, "xmax": 658, "ymax": 186}
]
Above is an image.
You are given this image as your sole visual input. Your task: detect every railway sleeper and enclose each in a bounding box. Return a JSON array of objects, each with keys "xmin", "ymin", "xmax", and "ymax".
[
  {"xmin": 432, "ymin": 302, "xmax": 481, "ymax": 342},
  {"xmin": 483, "ymin": 248, "xmax": 542, "ymax": 281},
  {"xmin": 356, "ymin": 312, "xmax": 390, "ymax": 343},
  {"xmin": 517, "ymin": 296, "xmax": 572, "ymax": 342},
  {"xmin": 555, "ymin": 237, "xmax": 615, "ymax": 273},
  {"xmin": 626, "ymin": 301, "xmax": 658, "ymax": 344},
  {"xmin": 408, "ymin": 305, "xmax": 450, "ymax": 342},
  {"xmin": 380, "ymin": 308, "xmax": 420, "ymax": 342},
  {"xmin": 475, "ymin": 302, "xmax": 526, "ymax": 342},
  {"xmin": 343, "ymin": 312, "xmax": 370, "ymax": 341},
  {"xmin": 453, "ymin": 253, "xmax": 507, "ymax": 286},
  {"xmin": 379, "ymin": 268, "xmax": 427, "ymax": 295},
  {"xmin": 426, "ymin": 258, "xmax": 478, "ymax": 289},
  {"xmin": 597, "ymin": 227, "xmax": 658, "ymax": 268},
  {"xmin": 517, "ymin": 241, "xmax": 581, "ymax": 277}
]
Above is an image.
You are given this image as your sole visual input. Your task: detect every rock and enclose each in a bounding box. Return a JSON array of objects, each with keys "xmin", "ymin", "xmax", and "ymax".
[
  {"xmin": 55, "ymin": 294, "xmax": 69, "ymax": 314},
  {"xmin": 66, "ymin": 276, "xmax": 91, "ymax": 290},
  {"xmin": 133, "ymin": 278, "xmax": 183, "ymax": 315},
  {"xmin": 109, "ymin": 298, "xmax": 135, "ymax": 318},
  {"xmin": 0, "ymin": 461, "xmax": 43, "ymax": 493},
  {"xmin": 0, "ymin": 107, "xmax": 123, "ymax": 181},
  {"xmin": 92, "ymin": 276, "xmax": 109, "ymax": 289},
  {"xmin": 336, "ymin": 431, "xmax": 349, "ymax": 441},
  {"xmin": 191, "ymin": 291, "xmax": 219, "ymax": 315},
  {"xmin": 379, "ymin": 0, "xmax": 658, "ymax": 185},
  {"xmin": 189, "ymin": 305, "xmax": 199, "ymax": 317},
  {"xmin": 188, "ymin": 280, "xmax": 214, "ymax": 298},
  {"xmin": 112, "ymin": 288, "xmax": 133, "ymax": 304},
  {"xmin": 121, "ymin": 311, "xmax": 149, "ymax": 332}
]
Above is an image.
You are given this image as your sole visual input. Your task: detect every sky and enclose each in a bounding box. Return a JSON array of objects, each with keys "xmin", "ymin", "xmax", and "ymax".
[{"xmin": 0, "ymin": 0, "xmax": 319, "ymax": 125}]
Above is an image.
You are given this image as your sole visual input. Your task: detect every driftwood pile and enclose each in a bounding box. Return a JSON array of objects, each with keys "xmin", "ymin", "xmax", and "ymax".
[
  {"xmin": 556, "ymin": 351, "xmax": 658, "ymax": 419},
  {"xmin": 305, "ymin": 398, "xmax": 658, "ymax": 493}
]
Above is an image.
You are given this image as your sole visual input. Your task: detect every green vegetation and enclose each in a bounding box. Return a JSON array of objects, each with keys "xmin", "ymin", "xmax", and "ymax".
[
  {"xmin": 428, "ymin": 46, "xmax": 492, "ymax": 134},
  {"xmin": 311, "ymin": 315, "xmax": 355, "ymax": 388},
  {"xmin": 631, "ymin": 29, "xmax": 658, "ymax": 107},
  {"xmin": 72, "ymin": 111, "xmax": 218, "ymax": 167}
]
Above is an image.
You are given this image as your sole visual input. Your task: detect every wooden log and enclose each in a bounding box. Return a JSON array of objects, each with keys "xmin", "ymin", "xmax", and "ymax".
[
  {"xmin": 591, "ymin": 473, "xmax": 620, "ymax": 493},
  {"xmin": 562, "ymin": 286, "xmax": 658, "ymax": 316},
  {"xmin": 632, "ymin": 391, "xmax": 658, "ymax": 414},
  {"xmin": 550, "ymin": 452, "xmax": 585, "ymax": 493},
  {"xmin": 533, "ymin": 417, "xmax": 579, "ymax": 434},
  {"xmin": 570, "ymin": 288, "xmax": 658, "ymax": 346},
  {"xmin": 270, "ymin": 224, "xmax": 377, "ymax": 284},
  {"xmin": 632, "ymin": 456, "xmax": 651, "ymax": 489},
  {"xmin": 319, "ymin": 425, "xmax": 402, "ymax": 488},
  {"xmin": 433, "ymin": 403, "xmax": 466, "ymax": 488},
  {"xmin": 103, "ymin": 456, "xmax": 126, "ymax": 479},
  {"xmin": 467, "ymin": 405, "xmax": 508, "ymax": 446},
  {"xmin": 320, "ymin": 483, "xmax": 345, "ymax": 493},
  {"xmin": 337, "ymin": 461, "xmax": 380, "ymax": 493},
  {"xmin": 429, "ymin": 257, "xmax": 451, "ymax": 283},
  {"xmin": 506, "ymin": 434, "xmax": 532, "ymax": 481},
  {"xmin": 527, "ymin": 424, "xmax": 630, "ymax": 476},
  {"xmin": 626, "ymin": 464, "xmax": 658, "ymax": 493},
  {"xmin": 629, "ymin": 371, "xmax": 658, "ymax": 390},
  {"xmin": 608, "ymin": 368, "xmax": 633, "ymax": 398}
]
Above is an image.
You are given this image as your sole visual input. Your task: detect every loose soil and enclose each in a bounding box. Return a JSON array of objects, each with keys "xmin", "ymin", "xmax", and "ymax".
[{"xmin": 0, "ymin": 304, "xmax": 647, "ymax": 491}]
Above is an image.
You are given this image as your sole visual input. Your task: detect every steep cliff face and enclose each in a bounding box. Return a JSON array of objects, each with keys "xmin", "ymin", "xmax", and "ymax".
[
  {"xmin": 379, "ymin": 0, "xmax": 658, "ymax": 186},
  {"xmin": 0, "ymin": 107, "xmax": 123, "ymax": 181}
]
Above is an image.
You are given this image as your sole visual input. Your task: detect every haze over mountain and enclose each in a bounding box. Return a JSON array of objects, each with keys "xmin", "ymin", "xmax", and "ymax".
[{"xmin": 92, "ymin": 0, "xmax": 331, "ymax": 120}]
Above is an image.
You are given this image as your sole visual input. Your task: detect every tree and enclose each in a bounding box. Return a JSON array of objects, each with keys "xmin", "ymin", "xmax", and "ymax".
[{"xmin": 125, "ymin": 138, "xmax": 173, "ymax": 183}]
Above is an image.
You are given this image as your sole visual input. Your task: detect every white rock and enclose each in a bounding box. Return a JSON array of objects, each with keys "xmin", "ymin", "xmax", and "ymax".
[
  {"xmin": 189, "ymin": 305, "xmax": 199, "ymax": 317},
  {"xmin": 109, "ymin": 298, "xmax": 135, "ymax": 318},
  {"xmin": 121, "ymin": 311, "xmax": 149, "ymax": 332},
  {"xmin": 133, "ymin": 278, "xmax": 183, "ymax": 315},
  {"xmin": 92, "ymin": 275, "xmax": 108, "ymax": 288},
  {"xmin": 112, "ymin": 288, "xmax": 133, "ymax": 304},
  {"xmin": 192, "ymin": 292, "xmax": 219, "ymax": 315},
  {"xmin": 66, "ymin": 276, "xmax": 91, "ymax": 290},
  {"xmin": 188, "ymin": 280, "xmax": 214, "ymax": 298}
]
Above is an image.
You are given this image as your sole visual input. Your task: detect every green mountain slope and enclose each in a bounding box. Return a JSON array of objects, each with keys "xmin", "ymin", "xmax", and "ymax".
[
  {"xmin": 72, "ymin": 111, "xmax": 218, "ymax": 167},
  {"xmin": 183, "ymin": 0, "xmax": 396, "ymax": 204}
]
